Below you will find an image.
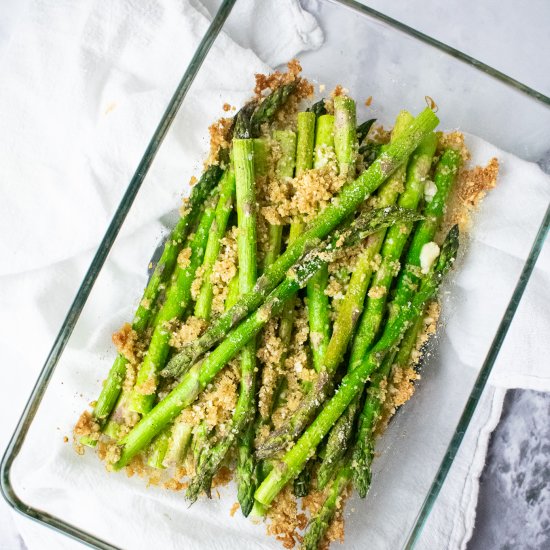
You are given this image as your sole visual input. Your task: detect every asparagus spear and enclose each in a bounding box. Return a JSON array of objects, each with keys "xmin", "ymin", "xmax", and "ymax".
[
  {"xmin": 296, "ymin": 111, "xmax": 316, "ymax": 176},
  {"xmin": 315, "ymin": 112, "xmax": 414, "ymax": 486},
  {"xmin": 263, "ymin": 130, "xmax": 297, "ymax": 270},
  {"xmin": 81, "ymin": 165, "xmax": 222, "ymax": 445},
  {"xmin": 307, "ymin": 98, "xmax": 328, "ymax": 119},
  {"xmin": 333, "ymin": 96, "xmax": 357, "ymax": 180},
  {"xmin": 307, "ymin": 113, "xmax": 337, "ymax": 372},
  {"xmin": 254, "ymin": 225, "xmax": 459, "ymax": 508},
  {"xmin": 351, "ymin": 148, "xmax": 461, "ymax": 493},
  {"xmin": 276, "ymin": 111, "xmax": 315, "ymax": 374},
  {"xmin": 113, "ymin": 206, "xmax": 419, "ymax": 469},
  {"xmin": 313, "ymin": 114, "xmax": 335, "ymax": 168},
  {"xmin": 347, "ymin": 132, "xmax": 438, "ymax": 373},
  {"xmin": 352, "ymin": 323, "xmax": 417, "ymax": 497},
  {"xmin": 192, "ymin": 420, "xmax": 212, "ymax": 473},
  {"xmin": 256, "ymin": 112, "xmax": 416, "ymax": 460},
  {"xmin": 129, "ymin": 196, "xmax": 217, "ymax": 414},
  {"xmin": 390, "ymin": 147, "xmax": 462, "ymax": 317},
  {"xmin": 187, "ymin": 135, "xmax": 265, "ymax": 505},
  {"xmin": 163, "ymin": 278, "xmax": 243, "ymax": 470},
  {"xmin": 301, "ymin": 460, "xmax": 352, "ymax": 550},
  {"xmin": 293, "ymin": 457, "xmax": 314, "ymax": 498},
  {"xmin": 268, "ymin": 113, "xmax": 314, "ymax": 415},
  {"xmin": 162, "ymin": 108, "xmax": 440, "ymax": 378},
  {"xmin": 249, "ymin": 83, "xmax": 297, "ymax": 138},
  {"xmin": 85, "ymin": 83, "xmax": 312, "ymax": 442},
  {"xmin": 194, "ymin": 166, "xmax": 236, "ymax": 320},
  {"xmin": 147, "ymin": 429, "xmax": 171, "ymax": 469},
  {"xmin": 163, "ymin": 418, "xmax": 193, "ymax": 466},
  {"xmin": 233, "ymin": 135, "xmax": 260, "ymax": 515}
]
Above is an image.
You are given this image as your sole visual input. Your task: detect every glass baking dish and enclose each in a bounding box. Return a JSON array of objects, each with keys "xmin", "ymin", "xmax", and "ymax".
[{"xmin": 2, "ymin": 0, "xmax": 550, "ymax": 549}]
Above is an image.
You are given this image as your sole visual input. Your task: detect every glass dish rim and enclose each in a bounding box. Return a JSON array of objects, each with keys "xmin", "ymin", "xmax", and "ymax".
[{"xmin": 1, "ymin": 1, "xmax": 549, "ymax": 549}]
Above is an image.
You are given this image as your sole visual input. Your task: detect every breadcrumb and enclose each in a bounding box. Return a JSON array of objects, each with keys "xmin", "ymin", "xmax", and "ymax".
[
  {"xmin": 169, "ymin": 316, "xmax": 207, "ymax": 350},
  {"xmin": 112, "ymin": 323, "xmax": 139, "ymax": 364},
  {"xmin": 266, "ymin": 485, "xmax": 308, "ymax": 549}
]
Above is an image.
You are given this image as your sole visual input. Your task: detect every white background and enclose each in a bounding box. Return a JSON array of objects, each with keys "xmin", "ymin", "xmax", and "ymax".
[{"xmin": 1, "ymin": 0, "xmax": 549, "ymax": 548}]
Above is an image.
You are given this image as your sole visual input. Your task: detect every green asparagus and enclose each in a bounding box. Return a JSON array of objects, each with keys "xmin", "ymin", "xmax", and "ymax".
[
  {"xmin": 129, "ymin": 196, "xmax": 217, "ymax": 414},
  {"xmin": 162, "ymin": 108, "xmax": 439, "ymax": 379},
  {"xmin": 113, "ymin": 206, "xmax": 421, "ymax": 469},
  {"xmin": 254, "ymin": 225, "xmax": 459, "ymax": 508},
  {"xmin": 81, "ymin": 165, "xmax": 222, "ymax": 446}
]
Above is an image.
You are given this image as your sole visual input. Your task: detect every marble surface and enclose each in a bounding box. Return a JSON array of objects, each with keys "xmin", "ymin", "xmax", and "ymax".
[
  {"xmin": 469, "ymin": 390, "xmax": 550, "ymax": 549},
  {"xmin": 0, "ymin": 0, "xmax": 549, "ymax": 549}
]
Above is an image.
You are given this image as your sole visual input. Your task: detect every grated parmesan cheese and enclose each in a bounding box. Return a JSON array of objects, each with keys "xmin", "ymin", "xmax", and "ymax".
[{"xmin": 420, "ymin": 242, "xmax": 440, "ymax": 274}]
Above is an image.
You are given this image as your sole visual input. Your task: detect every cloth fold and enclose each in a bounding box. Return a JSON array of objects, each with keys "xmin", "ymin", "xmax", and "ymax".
[{"xmin": 0, "ymin": 1, "xmax": 548, "ymax": 549}]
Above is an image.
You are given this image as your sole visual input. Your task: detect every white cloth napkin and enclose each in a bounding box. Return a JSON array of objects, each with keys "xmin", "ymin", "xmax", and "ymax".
[{"xmin": 0, "ymin": 1, "xmax": 548, "ymax": 549}]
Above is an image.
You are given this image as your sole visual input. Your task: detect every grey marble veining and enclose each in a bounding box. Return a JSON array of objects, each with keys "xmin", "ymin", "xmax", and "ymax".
[{"xmin": 468, "ymin": 389, "xmax": 550, "ymax": 549}]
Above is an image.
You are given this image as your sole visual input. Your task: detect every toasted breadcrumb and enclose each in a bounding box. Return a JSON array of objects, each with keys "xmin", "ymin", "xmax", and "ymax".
[
  {"xmin": 212, "ymin": 466, "xmax": 232, "ymax": 488},
  {"xmin": 370, "ymin": 124, "xmax": 392, "ymax": 144},
  {"xmin": 164, "ymin": 478, "xmax": 188, "ymax": 492},
  {"xmin": 136, "ymin": 377, "xmax": 156, "ymax": 396},
  {"xmin": 438, "ymin": 131, "xmax": 471, "ymax": 163},
  {"xmin": 377, "ymin": 301, "xmax": 441, "ymax": 433},
  {"xmin": 125, "ymin": 455, "xmax": 146, "ymax": 478},
  {"xmin": 169, "ymin": 316, "xmax": 207, "ymax": 350},
  {"xmin": 73, "ymin": 411, "xmax": 100, "ymax": 452},
  {"xmin": 444, "ymin": 157, "xmax": 499, "ymax": 233},
  {"xmin": 206, "ymin": 117, "xmax": 233, "ymax": 167},
  {"xmin": 191, "ymin": 264, "xmax": 205, "ymax": 300},
  {"xmin": 210, "ymin": 226, "xmax": 239, "ymax": 315},
  {"xmin": 112, "ymin": 323, "xmax": 139, "ymax": 364},
  {"xmin": 367, "ymin": 285, "xmax": 387, "ymax": 299},
  {"xmin": 230, "ymin": 502, "xmax": 240, "ymax": 517},
  {"xmin": 302, "ymin": 487, "xmax": 348, "ymax": 549},
  {"xmin": 262, "ymin": 161, "xmax": 345, "ymax": 226},
  {"xmin": 179, "ymin": 197, "xmax": 191, "ymax": 218},
  {"xmin": 177, "ymin": 247, "xmax": 192, "ymax": 270},
  {"xmin": 179, "ymin": 362, "xmax": 239, "ymax": 434},
  {"xmin": 272, "ymin": 303, "xmax": 316, "ymax": 431},
  {"xmin": 267, "ymin": 485, "xmax": 308, "ymax": 549},
  {"xmin": 257, "ymin": 318, "xmax": 285, "ymax": 420},
  {"xmin": 97, "ymin": 438, "xmax": 121, "ymax": 467},
  {"xmin": 254, "ymin": 60, "xmax": 313, "ymax": 102}
]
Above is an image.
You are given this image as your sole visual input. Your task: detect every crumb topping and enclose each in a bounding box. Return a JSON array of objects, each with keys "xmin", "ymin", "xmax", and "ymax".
[
  {"xmin": 266, "ymin": 485, "xmax": 308, "ymax": 549},
  {"xmin": 169, "ymin": 316, "xmax": 207, "ymax": 350},
  {"xmin": 112, "ymin": 323, "xmax": 139, "ymax": 364}
]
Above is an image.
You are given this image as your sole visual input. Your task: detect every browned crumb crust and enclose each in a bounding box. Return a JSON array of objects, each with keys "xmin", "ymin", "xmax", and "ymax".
[
  {"xmin": 178, "ymin": 360, "xmax": 239, "ymax": 439},
  {"xmin": 445, "ymin": 157, "xmax": 499, "ymax": 233},
  {"xmin": 210, "ymin": 226, "xmax": 238, "ymax": 315},
  {"xmin": 267, "ymin": 486, "xmax": 308, "ymax": 549},
  {"xmin": 206, "ymin": 116, "xmax": 234, "ymax": 167},
  {"xmin": 257, "ymin": 318, "xmax": 285, "ymax": 420},
  {"xmin": 261, "ymin": 161, "xmax": 345, "ymax": 226},
  {"xmin": 169, "ymin": 316, "xmax": 207, "ymax": 350},
  {"xmin": 212, "ymin": 466, "xmax": 233, "ymax": 488},
  {"xmin": 254, "ymin": 59, "xmax": 313, "ymax": 103},
  {"xmin": 73, "ymin": 411, "xmax": 100, "ymax": 452},
  {"xmin": 112, "ymin": 323, "xmax": 139, "ymax": 364}
]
